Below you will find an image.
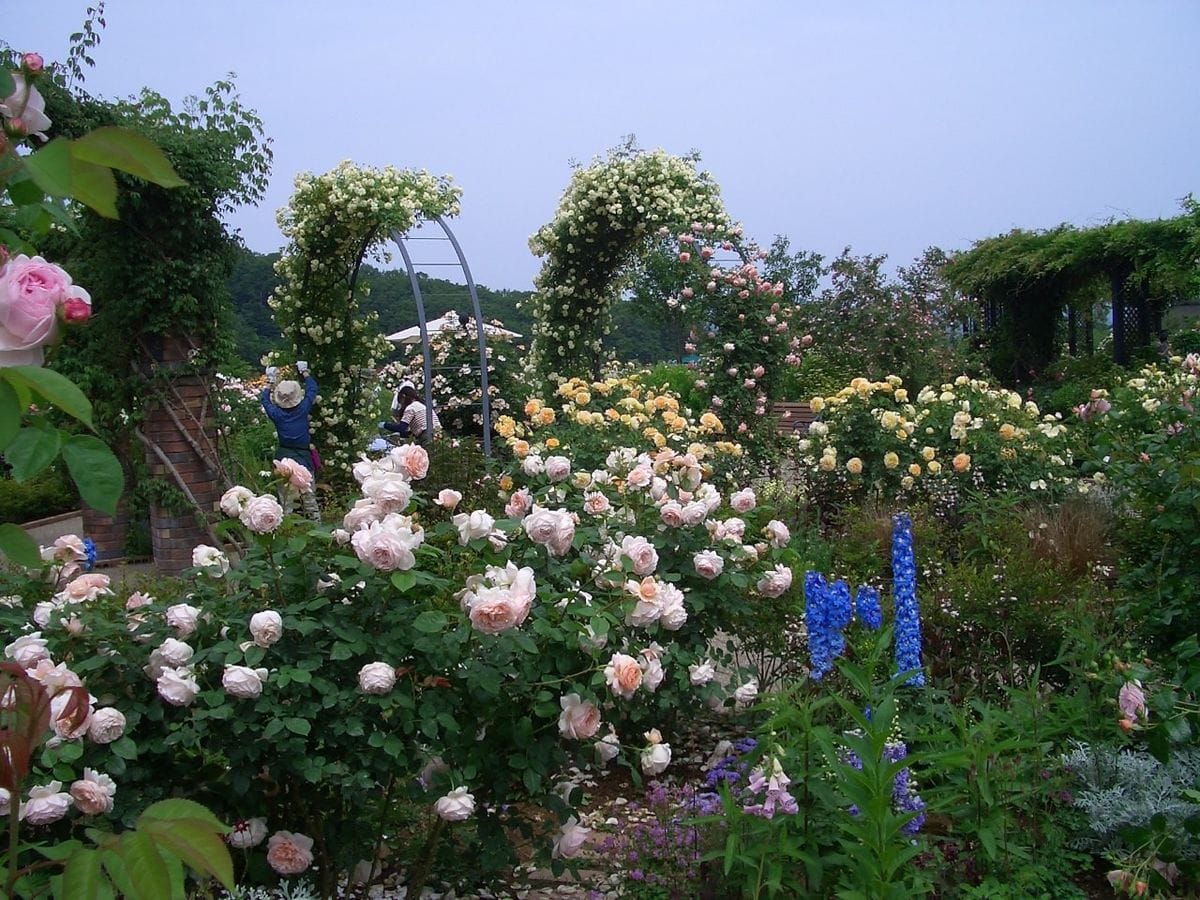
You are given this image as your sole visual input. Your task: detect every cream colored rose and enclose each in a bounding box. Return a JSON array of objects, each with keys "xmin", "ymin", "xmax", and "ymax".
[
  {"xmin": 249, "ymin": 610, "xmax": 284, "ymax": 648},
  {"xmin": 220, "ymin": 485, "xmax": 254, "ymax": 517},
  {"xmin": 557, "ymin": 693, "xmax": 601, "ymax": 739},
  {"xmin": 358, "ymin": 661, "xmax": 397, "ymax": 695}
]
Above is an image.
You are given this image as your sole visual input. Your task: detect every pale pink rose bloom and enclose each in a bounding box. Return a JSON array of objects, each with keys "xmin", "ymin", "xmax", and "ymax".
[
  {"xmin": 240, "ymin": 495, "xmax": 284, "ymax": 533},
  {"xmin": 358, "ymin": 662, "xmax": 397, "ymax": 695},
  {"xmin": 219, "ymin": 485, "xmax": 254, "ymax": 517},
  {"xmin": 165, "ymin": 603, "xmax": 200, "ymax": 638},
  {"xmin": 87, "ymin": 707, "xmax": 126, "ymax": 744},
  {"xmin": 693, "ymin": 550, "xmax": 724, "ymax": 580},
  {"xmin": 391, "ymin": 444, "xmax": 430, "ymax": 480},
  {"xmin": 757, "ymin": 564, "xmax": 794, "ymax": 598},
  {"xmin": 249, "ymin": 610, "xmax": 284, "ymax": 647},
  {"xmin": 558, "ymin": 693, "xmax": 601, "ymax": 740},
  {"xmin": 5, "ymin": 632, "xmax": 49, "ymax": 668},
  {"xmin": 524, "ymin": 506, "xmax": 574, "ymax": 556},
  {"xmin": 31, "ymin": 602, "xmax": 54, "ymax": 629},
  {"xmin": 435, "ymin": 489, "xmax": 462, "ymax": 510},
  {"xmin": 20, "ymin": 781, "xmax": 71, "ymax": 825},
  {"xmin": 156, "ymin": 637, "xmax": 193, "ymax": 667},
  {"xmin": 0, "ymin": 76, "xmax": 52, "ymax": 136},
  {"xmin": 351, "ymin": 523, "xmax": 416, "ymax": 571},
  {"xmin": 1118, "ymin": 681, "xmax": 1148, "ymax": 724},
  {"xmin": 28, "ymin": 659, "xmax": 82, "ymax": 696},
  {"xmin": 453, "ymin": 510, "xmax": 495, "ymax": 545},
  {"xmin": 659, "ymin": 587, "xmax": 687, "ymax": 631},
  {"xmin": 583, "ymin": 491, "xmax": 611, "ymax": 516},
  {"xmin": 625, "ymin": 465, "xmax": 653, "ymax": 489},
  {"xmin": 125, "ymin": 591, "xmax": 154, "ymax": 611},
  {"xmin": 505, "ymin": 487, "xmax": 532, "ymax": 519},
  {"xmin": 620, "ymin": 535, "xmax": 659, "ymax": 576},
  {"xmin": 682, "ymin": 501, "xmax": 709, "ymax": 527},
  {"xmin": 595, "ymin": 728, "xmax": 621, "ymax": 763},
  {"xmin": 544, "ymin": 455, "xmax": 572, "ymax": 483},
  {"xmin": 708, "ymin": 517, "xmax": 746, "ymax": 543},
  {"xmin": 730, "ymin": 488, "xmax": 756, "ymax": 513},
  {"xmin": 655, "ymin": 499, "xmax": 682, "ymax": 526},
  {"xmin": 435, "ymin": 787, "xmax": 476, "ymax": 822},
  {"xmin": 58, "ymin": 573, "xmax": 112, "ymax": 603},
  {"xmin": 266, "ymin": 831, "xmax": 315, "ymax": 875},
  {"xmin": 223, "ymin": 665, "xmax": 267, "ymax": 699},
  {"xmin": 641, "ymin": 742, "xmax": 672, "ymax": 775},
  {"xmin": 689, "ymin": 660, "xmax": 716, "ymax": 685},
  {"xmin": 468, "ymin": 587, "xmax": 524, "ymax": 634},
  {"xmin": 273, "ymin": 457, "xmax": 314, "ymax": 492},
  {"xmin": 0, "ymin": 255, "xmax": 75, "ymax": 351},
  {"xmin": 361, "ymin": 470, "xmax": 413, "ymax": 510},
  {"xmin": 228, "ymin": 817, "xmax": 268, "ymax": 849},
  {"xmin": 0, "ymin": 787, "xmax": 10, "ymax": 817},
  {"xmin": 69, "ymin": 769, "xmax": 116, "ymax": 815},
  {"xmin": 343, "ymin": 498, "xmax": 384, "ymax": 532},
  {"xmin": 605, "ymin": 653, "xmax": 643, "ymax": 699},
  {"xmin": 640, "ymin": 655, "xmax": 665, "ymax": 692},
  {"xmin": 157, "ymin": 666, "xmax": 199, "ymax": 706},
  {"xmin": 765, "ymin": 519, "xmax": 791, "ymax": 549},
  {"xmin": 41, "ymin": 534, "xmax": 87, "ymax": 564},
  {"xmin": 553, "ymin": 817, "xmax": 591, "ymax": 859}
]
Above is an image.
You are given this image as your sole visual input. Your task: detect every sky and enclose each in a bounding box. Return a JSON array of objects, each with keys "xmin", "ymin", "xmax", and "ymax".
[{"xmin": 9, "ymin": 2, "xmax": 1200, "ymax": 291}]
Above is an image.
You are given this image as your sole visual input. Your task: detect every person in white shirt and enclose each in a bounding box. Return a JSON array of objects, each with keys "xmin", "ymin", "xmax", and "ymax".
[{"xmin": 388, "ymin": 380, "xmax": 442, "ymax": 443}]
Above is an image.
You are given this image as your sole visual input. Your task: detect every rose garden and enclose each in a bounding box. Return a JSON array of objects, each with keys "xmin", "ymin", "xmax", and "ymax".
[{"xmin": 2, "ymin": 33, "xmax": 1200, "ymax": 900}]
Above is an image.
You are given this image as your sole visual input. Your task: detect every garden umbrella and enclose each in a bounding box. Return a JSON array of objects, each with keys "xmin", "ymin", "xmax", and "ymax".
[{"xmin": 385, "ymin": 312, "xmax": 521, "ymax": 344}]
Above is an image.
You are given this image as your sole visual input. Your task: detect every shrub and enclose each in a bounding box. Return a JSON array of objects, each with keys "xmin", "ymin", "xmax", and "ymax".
[{"xmin": 0, "ymin": 464, "xmax": 79, "ymax": 524}]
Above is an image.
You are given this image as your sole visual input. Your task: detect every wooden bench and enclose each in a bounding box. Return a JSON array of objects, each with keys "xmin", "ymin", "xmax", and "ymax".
[{"xmin": 771, "ymin": 401, "xmax": 816, "ymax": 437}]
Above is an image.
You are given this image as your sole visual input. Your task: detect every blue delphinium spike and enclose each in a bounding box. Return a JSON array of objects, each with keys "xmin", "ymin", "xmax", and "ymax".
[
  {"xmin": 891, "ymin": 513, "xmax": 925, "ymax": 687},
  {"xmin": 804, "ymin": 571, "xmax": 834, "ymax": 680},
  {"xmin": 855, "ymin": 585, "xmax": 882, "ymax": 631},
  {"xmin": 83, "ymin": 537, "xmax": 97, "ymax": 572}
]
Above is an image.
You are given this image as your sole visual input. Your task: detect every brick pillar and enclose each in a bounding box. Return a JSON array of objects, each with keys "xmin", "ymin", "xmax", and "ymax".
[
  {"xmin": 81, "ymin": 501, "xmax": 131, "ymax": 565},
  {"xmin": 141, "ymin": 336, "xmax": 221, "ymax": 575}
]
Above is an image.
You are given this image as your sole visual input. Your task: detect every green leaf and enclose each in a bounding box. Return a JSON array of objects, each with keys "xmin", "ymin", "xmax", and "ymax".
[
  {"xmin": 119, "ymin": 831, "xmax": 171, "ymax": 900},
  {"xmin": 141, "ymin": 818, "xmax": 234, "ymax": 891},
  {"xmin": 284, "ymin": 717, "xmax": 311, "ymax": 736},
  {"xmin": 5, "ymin": 365, "xmax": 94, "ymax": 427},
  {"xmin": 109, "ymin": 736, "xmax": 139, "ymax": 761},
  {"xmin": 0, "ymin": 523, "xmax": 41, "ymax": 568},
  {"xmin": 4, "ymin": 423, "xmax": 62, "ymax": 480},
  {"xmin": 391, "ymin": 571, "xmax": 417, "ymax": 593},
  {"xmin": 62, "ymin": 434, "xmax": 124, "ymax": 516},
  {"xmin": 6, "ymin": 174, "xmax": 43, "ymax": 206},
  {"xmin": 71, "ymin": 128, "xmax": 187, "ymax": 189},
  {"xmin": 139, "ymin": 798, "xmax": 227, "ymax": 831},
  {"xmin": 0, "ymin": 70, "xmax": 14, "ymax": 99},
  {"xmin": 412, "ymin": 610, "xmax": 448, "ymax": 633},
  {"xmin": 61, "ymin": 847, "xmax": 107, "ymax": 900},
  {"xmin": 0, "ymin": 378, "xmax": 21, "ymax": 449},
  {"xmin": 68, "ymin": 157, "xmax": 118, "ymax": 219},
  {"xmin": 23, "ymin": 138, "xmax": 74, "ymax": 198}
]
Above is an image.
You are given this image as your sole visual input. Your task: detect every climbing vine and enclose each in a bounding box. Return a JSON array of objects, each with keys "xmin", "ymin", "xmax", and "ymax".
[{"xmin": 269, "ymin": 161, "xmax": 461, "ymax": 478}]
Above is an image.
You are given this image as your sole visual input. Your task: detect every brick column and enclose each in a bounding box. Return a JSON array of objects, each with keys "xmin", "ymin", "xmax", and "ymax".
[
  {"xmin": 140, "ymin": 336, "xmax": 221, "ymax": 575},
  {"xmin": 81, "ymin": 501, "xmax": 131, "ymax": 565}
]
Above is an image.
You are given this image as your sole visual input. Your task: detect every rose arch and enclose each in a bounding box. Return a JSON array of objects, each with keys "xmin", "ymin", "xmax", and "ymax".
[
  {"xmin": 528, "ymin": 146, "xmax": 732, "ymax": 381},
  {"xmin": 269, "ymin": 161, "xmax": 461, "ymax": 478}
]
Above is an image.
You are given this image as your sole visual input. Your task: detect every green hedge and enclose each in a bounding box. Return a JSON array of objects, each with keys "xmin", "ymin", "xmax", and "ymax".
[{"xmin": 0, "ymin": 465, "xmax": 80, "ymax": 525}]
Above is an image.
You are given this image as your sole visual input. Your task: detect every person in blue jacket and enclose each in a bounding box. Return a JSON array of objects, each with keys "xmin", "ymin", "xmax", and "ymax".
[{"xmin": 262, "ymin": 361, "xmax": 320, "ymax": 519}]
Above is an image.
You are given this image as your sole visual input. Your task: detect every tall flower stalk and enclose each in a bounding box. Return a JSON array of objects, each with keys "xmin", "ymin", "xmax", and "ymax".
[{"xmin": 891, "ymin": 513, "xmax": 925, "ymax": 686}]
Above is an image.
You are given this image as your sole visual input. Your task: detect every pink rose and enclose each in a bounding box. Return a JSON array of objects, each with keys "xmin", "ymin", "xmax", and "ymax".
[
  {"xmin": 69, "ymin": 769, "xmax": 115, "ymax": 815},
  {"xmin": 435, "ymin": 489, "xmax": 462, "ymax": 511},
  {"xmin": 730, "ymin": 488, "xmax": 756, "ymax": 513},
  {"xmin": 240, "ymin": 495, "xmax": 284, "ymax": 533},
  {"xmin": 605, "ymin": 653, "xmax": 643, "ymax": 700},
  {"xmin": 220, "ymin": 485, "xmax": 254, "ymax": 517},
  {"xmin": 553, "ymin": 816, "xmax": 591, "ymax": 859},
  {"xmin": 620, "ymin": 535, "xmax": 658, "ymax": 576},
  {"xmin": 659, "ymin": 501, "xmax": 685, "ymax": 528},
  {"xmin": 351, "ymin": 520, "xmax": 420, "ymax": 571},
  {"xmin": 21, "ymin": 53, "xmax": 44, "ymax": 74},
  {"xmin": 504, "ymin": 487, "xmax": 532, "ymax": 519},
  {"xmin": 57, "ymin": 573, "xmax": 112, "ymax": 603},
  {"xmin": 20, "ymin": 781, "xmax": 71, "ymax": 825},
  {"xmin": 157, "ymin": 666, "xmax": 199, "ymax": 706},
  {"xmin": 0, "ymin": 77, "xmax": 51, "ymax": 138},
  {"xmin": 435, "ymin": 787, "xmax": 475, "ymax": 822},
  {"xmin": 267, "ymin": 831, "xmax": 314, "ymax": 875},
  {"xmin": 757, "ymin": 564, "xmax": 794, "ymax": 598},
  {"xmin": 391, "ymin": 444, "xmax": 430, "ymax": 480},
  {"xmin": 358, "ymin": 661, "xmax": 397, "ymax": 695},
  {"xmin": 228, "ymin": 817, "xmax": 268, "ymax": 849},
  {"xmin": 0, "ymin": 255, "xmax": 84, "ymax": 351},
  {"xmin": 765, "ymin": 519, "xmax": 790, "ymax": 549},
  {"xmin": 249, "ymin": 610, "xmax": 284, "ymax": 648},
  {"xmin": 557, "ymin": 693, "xmax": 601, "ymax": 740},
  {"xmin": 87, "ymin": 707, "xmax": 126, "ymax": 744},
  {"xmin": 524, "ymin": 506, "xmax": 574, "ymax": 556},
  {"xmin": 693, "ymin": 550, "xmax": 724, "ymax": 580},
  {"xmin": 544, "ymin": 455, "xmax": 572, "ymax": 483},
  {"xmin": 273, "ymin": 457, "xmax": 314, "ymax": 493},
  {"xmin": 468, "ymin": 588, "xmax": 525, "ymax": 634},
  {"xmin": 223, "ymin": 665, "xmax": 267, "ymax": 699},
  {"xmin": 583, "ymin": 491, "xmax": 611, "ymax": 516},
  {"xmin": 63, "ymin": 297, "xmax": 91, "ymax": 324},
  {"xmin": 5, "ymin": 632, "xmax": 49, "ymax": 668}
]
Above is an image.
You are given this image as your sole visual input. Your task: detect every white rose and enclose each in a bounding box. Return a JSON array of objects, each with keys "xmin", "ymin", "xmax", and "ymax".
[
  {"xmin": 361, "ymin": 471, "xmax": 413, "ymax": 510},
  {"xmin": 157, "ymin": 666, "xmax": 199, "ymax": 706},
  {"xmin": 434, "ymin": 489, "xmax": 462, "ymax": 511},
  {"xmin": 689, "ymin": 660, "xmax": 716, "ymax": 685},
  {"xmin": 693, "ymin": 550, "xmax": 724, "ymax": 580},
  {"xmin": 223, "ymin": 665, "xmax": 267, "ymax": 699},
  {"xmin": 240, "ymin": 495, "xmax": 284, "ymax": 534},
  {"xmin": 165, "ymin": 603, "xmax": 201, "ymax": 638},
  {"xmin": 358, "ymin": 661, "xmax": 397, "ymax": 695},
  {"xmin": 641, "ymin": 655, "xmax": 665, "ymax": 693},
  {"xmin": 595, "ymin": 728, "xmax": 621, "ymax": 764},
  {"xmin": 765, "ymin": 519, "xmax": 790, "ymax": 549},
  {"xmin": 20, "ymin": 781, "xmax": 72, "ymax": 825},
  {"xmin": 734, "ymin": 679, "xmax": 759, "ymax": 705},
  {"xmin": 228, "ymin": 817, "xmax": 268, "ymax": 849},
  {"xmin": 5, "ymin": 632, "xmax": 49, "ymax": 669},
  {"xmin": 553, "ymin": 817, "xmax": 591, "ymax": 859},
  {"xmin": 87, "ymin": 707, "xmax": 126, "ymax": 744},
  {"xmin": 522, "ymin": 454, "xmax": 545, "ymax": 477},
  {"xmin": 219, "ymin": 486, "xmax": 254, "ymax": 518},
  {"xmin": 0, "ymin": 787, "xmax": 10, "ymax": 817},
  {"xmin": 156, "ymin": 637, "xmax": 193, "ymax": 667},
  {"xmin": 434, "ymin": 786, "xmax": 475, "ymax": 822},
  {"xmin": 453, "ymin": 510, "xmax": 495, "ymax": 545},
  {"xmin": 544, "ymin": 455, "xmax": 572, "ymax": 483},
  {"xmin": 641, "ymin": 742, "xmax": 672, "ymax": 776},
  {"xmin": 249, "ymin": 610, "xmax": 284, "ymax": 648}
]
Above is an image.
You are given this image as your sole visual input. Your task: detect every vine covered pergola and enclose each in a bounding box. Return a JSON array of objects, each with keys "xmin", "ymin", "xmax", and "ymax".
[{"xmin": 943, "ymin": 205, "xmax": 1199, "ymax": 379}]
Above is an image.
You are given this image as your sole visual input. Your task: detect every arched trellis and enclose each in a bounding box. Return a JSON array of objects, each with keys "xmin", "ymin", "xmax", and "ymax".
[{"xmin": 391, "ymin": 215, "xmax": 494, "ymax": 456}]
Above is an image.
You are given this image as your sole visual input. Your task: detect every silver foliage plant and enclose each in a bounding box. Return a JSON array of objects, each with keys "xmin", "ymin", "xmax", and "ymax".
[{"xmin": 1061, "ymin": 741, "xmax": 1200, "ymax": 858}]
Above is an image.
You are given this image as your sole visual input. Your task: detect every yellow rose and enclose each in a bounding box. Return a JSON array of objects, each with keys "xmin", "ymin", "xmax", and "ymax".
[
  {"xmin": 524, "ymin": 399, "xmax": 543, "ymax": 418},
  {"xmin": 901, "ymin": 475, "xmax": 914, "ymax": 489},
  {"xmin": 953, "ymin": 452, "xmax": 971, "ymax": 472},
  {"xmin": 606, "ymin": 408, "xmax": 620, "ymax": 421},
  {"xmin": 999, "ymin": 423, "xmax": 1016, "ymax": 440},
  {"xmin": 894, "ymin": 388, "xmax": 908, "ymax": 402},
  {"xmin": 921, "ymin": 446, "xmax": 936, "ymax": 461},
  {"xmin": 575, "ymin": 391, "xmax": 591, "ymax": 406},
  {"xmin": 495, "ymin": 415, "xmax": 517, "ymax": 439},
  {"xmin": 1001, "ymin": 447, "xmax": 1017, "ymax": 461},
  {"xmin": 809, "ymin": 397, "xmax": 826, "ymax": 413},
  {"xmin": 908, "ymin": 463, "xmax": 922, "ymax": 477},
  {"xmin": 538, "ymin": 408, "xmax": 556, "ymax": 425},
  {"xmin": 546, "ymin": 437, "xmax": 560, "ymax": 449},
  {"xmin": 884, "ymin": 452, "xmax": 900, "ymax": 470},
  {"xmin": 572, "ymin": 471, "xmax": 591, "ymax": 489},
  {"xmin": 927, "ymin": 460, "xmax": 941, "ymax": 474},
  {"xmin": 881, "ymin": 411, "xmax": 900, "ymax": 430},
  {"xmin": 819, "ymin": 455, "xmax": 836, "ymax": 472},
  {"xmin": 498, "ymin": 474, "xmax": 513, "ymax": 491},
  {"xmin": 846, "ymin": 457, "xmax": 864, "ymax": 475},
  {"xmin": 513, "ymin": 440, "xmax": 530, "ymax": 458}
]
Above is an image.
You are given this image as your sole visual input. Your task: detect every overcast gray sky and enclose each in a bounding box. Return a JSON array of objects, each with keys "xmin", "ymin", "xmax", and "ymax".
[{"xmin": 9, "ymin": 2, "xmax": 1199, "ymax": 289}]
